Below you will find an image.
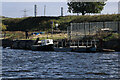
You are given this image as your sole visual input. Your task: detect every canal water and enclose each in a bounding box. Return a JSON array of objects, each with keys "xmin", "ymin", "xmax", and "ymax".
[{"xmin": 2, "ymin": 48, "xmax": 120, "ymax": 79}]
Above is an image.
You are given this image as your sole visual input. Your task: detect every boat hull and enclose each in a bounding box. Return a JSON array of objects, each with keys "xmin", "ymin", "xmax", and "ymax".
[
  {"xmin": 72, "ymin": 47, "xmax": 96, "ymax": 52},
  {"xmin": 31, "ymin": 44, "xmax": 54, "ymax": 51},
  {"xmin": 54, "ymin": 47, "xmax": 72, "ymax": 52}
]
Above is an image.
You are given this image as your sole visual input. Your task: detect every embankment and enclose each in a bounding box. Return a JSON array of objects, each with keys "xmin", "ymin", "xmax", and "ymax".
[
  {"xmin": 2, "ymin": 14, "xmax": 120, "ymax": 31},
  {"xmin": 103, "ymin": 39, "xmax": 120, "ymax": 51},
  {"xmin": 1, "ymin": 39, "xmax": 120, "ymax": 51}
]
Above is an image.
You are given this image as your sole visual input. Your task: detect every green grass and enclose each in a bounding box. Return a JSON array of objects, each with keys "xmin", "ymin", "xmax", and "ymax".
[
  {"xmin": 2, "ymin": 31, "xmax": 68, "ymax": 40},
  {"xmin": 2, "ymin": 14, "xmax": 120, "ymax": 31},
  {"xmin": 31, "ymin": 36, "xmax": 66, "ymax": 40},
  {"xmin": 2, "ymin": 31, "xmax": 25, "ymax": 40},
  {"xmin": 103, "ymin": 33, "xmax": 119, "ymax": 41}
]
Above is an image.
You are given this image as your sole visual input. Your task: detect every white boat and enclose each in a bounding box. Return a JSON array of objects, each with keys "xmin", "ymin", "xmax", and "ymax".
[{"xmin": 31, "ymin": 39, "xmax": 54, "ymax": 51}]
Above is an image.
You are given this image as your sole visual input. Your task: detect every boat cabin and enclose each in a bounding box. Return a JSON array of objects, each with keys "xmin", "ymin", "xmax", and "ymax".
[{"xmin": 41, "ymin": 39, "xmax": 53, "ymax": 46}]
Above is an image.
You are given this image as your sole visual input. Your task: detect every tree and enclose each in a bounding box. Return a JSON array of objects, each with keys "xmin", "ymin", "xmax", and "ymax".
[
  {"xmin": 0, "ymin": 23, "xmax": 7, "ymax": 31},
  {"xmin": 67, "ymin": 2, "xmax": 106, "ymax": 15}
]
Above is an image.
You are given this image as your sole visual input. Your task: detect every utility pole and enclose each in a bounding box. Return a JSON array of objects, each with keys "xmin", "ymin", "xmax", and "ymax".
[
  {"xmin": 22, "ymin": 9, "xmax": 29, "ymax": 17},
  {"xmin": 61, "ymin": 7, "xmax": 63, "ymax": 16},
  {"xmin": 44, "ymin": 5, "xmax": 46, "ymax": 16},
  {"xmin": 34, "ymin": 4, "xmax": 37, "ymax": 17},
  {"xmin": 118, "ymin": 1, "xmax": 120, "ymax": 14}
]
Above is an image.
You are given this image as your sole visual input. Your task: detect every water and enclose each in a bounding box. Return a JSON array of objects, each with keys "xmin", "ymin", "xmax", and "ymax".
[{"xmin": 2, "ymin": 48, "xmax": 120, "ymax": 79}]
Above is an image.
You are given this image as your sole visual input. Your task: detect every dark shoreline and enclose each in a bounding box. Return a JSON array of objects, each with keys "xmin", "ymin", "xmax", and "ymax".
[{"xmin": 1, "ymin": 39, "xmax": 120, "ymax": 52}]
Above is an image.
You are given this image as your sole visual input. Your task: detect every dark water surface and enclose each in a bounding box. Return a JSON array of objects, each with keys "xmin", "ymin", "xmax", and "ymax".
[{"xmin": 2, "ymin": 48, "xmax": 120, "ymax": 79}]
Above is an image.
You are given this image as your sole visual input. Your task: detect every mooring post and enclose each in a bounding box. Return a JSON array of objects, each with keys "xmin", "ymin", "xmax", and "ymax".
[
  {"xmin": 94, "ymin": 39, "xmax": 96, "ymax": 47},
  {"xmin": 82, "ymin": 40, "xmax": 84, "ymax": 46},
  {"xmin": 64, "ymin": 40, "xmax": 66, "ymax": 47},
  {"xmin": 89, "ymin": 22, "xmax": 91, "ymax": 35},
  {"xmin": 57, "ymin": 41, "xmax": 59, "ymax": 48},
  {"xmin": 74, "ymin": 41, "xmax": 75, "ymax": 46},
  {"xmin": 91, "ymin": 40, "xmax": 92, "ymax": 46},
  {"xmin": 78, "ymin": 40, "xmax": 79, "ymax": 47},
  {"xmin": 85, "ymin": 40, "xmax": 87, "ymax": 48},
  {"xmin": 87, "ymin": 40, "xmax": 88, "ymax": 47},
  {"xmin": 103, "ymin": 22, "xmax": 105, "ymax": 28},
  {"xmin": 62, "ymin": 41, "xmax": 63, "ymax": 47}
]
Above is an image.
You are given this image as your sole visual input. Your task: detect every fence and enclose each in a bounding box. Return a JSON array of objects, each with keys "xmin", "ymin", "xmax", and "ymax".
[{"xmin": 67, "ymin": 21, "xmax": 120, "ymax": 40}]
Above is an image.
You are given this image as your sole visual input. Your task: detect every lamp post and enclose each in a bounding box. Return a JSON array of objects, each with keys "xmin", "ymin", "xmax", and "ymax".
[{"xmin": 55, "ymin": 23, "xmax": 58, "ymax": 30}]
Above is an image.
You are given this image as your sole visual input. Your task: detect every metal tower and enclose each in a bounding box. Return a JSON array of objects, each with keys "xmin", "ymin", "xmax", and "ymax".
[{"xmin": 34, "ymin": 4, "xmax": 37, "ymax": 17}]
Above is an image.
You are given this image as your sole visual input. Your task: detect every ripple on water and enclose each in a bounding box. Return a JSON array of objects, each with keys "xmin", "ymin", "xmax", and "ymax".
[{"xmin": 2, "ymin": 48, "xmax": 120, "ymax": 79}]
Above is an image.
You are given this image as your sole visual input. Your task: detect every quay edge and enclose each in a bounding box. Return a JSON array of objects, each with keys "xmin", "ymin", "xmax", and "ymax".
[{"xmin": 1, "ymin": 39, "xmax": 120, "ymax": 52}]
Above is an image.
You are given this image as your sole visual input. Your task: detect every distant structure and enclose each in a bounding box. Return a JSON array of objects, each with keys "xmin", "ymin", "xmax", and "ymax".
[
  {"xmin": 44, "ymin": 5, "xmax": 46, "ymax": 16},
  {"xmin": 34, "ymin": 5, "xmax": 37, "ymax": 17},
  {"xmin": 22, "ymin": 9, "xmax": 29, "ymax": 17},
  {"xmin": 119, "ymin": 1, "xmax": 120, "ymax": 14},
  {"xmin": 61, "ymin": 7, "xmax": 63, "ymax": 16}
]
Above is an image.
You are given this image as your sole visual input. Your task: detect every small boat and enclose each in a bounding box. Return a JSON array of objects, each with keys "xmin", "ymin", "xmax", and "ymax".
[
  {"xmin": 54, "ymin": 47, "xmax": 72, "ymax": 52},
  {"xmin": 102, "ymin": 49, "xmax": 115, "ymax": 52},
  {"xmin": 31, "ymin": 39, "xmax": 54, "ymax": 51},
  {"xmin": 72, "ymin": 46, "xmax": 97, "ymax": 52}
]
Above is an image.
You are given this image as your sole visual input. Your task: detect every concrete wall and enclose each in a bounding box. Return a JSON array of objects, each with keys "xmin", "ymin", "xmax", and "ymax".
[
  {"xmin": 11, "ymin": 40, "xmax": 36, "ymax": 50},
  {"xmin": 2, "ymin": 39, "xmax": 13, "ymax": 48}
]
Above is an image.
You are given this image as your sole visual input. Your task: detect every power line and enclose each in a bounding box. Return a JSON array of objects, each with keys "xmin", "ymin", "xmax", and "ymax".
[
  {"xmin": 44, "ymin": 5, "xmax": 46, "ymax": 16},
  {"xmin": 21, "ymin": 9, "xmax": 29, "ymax": 17},
  {"xmin": 118, "ymin": 1, "xmax": 120, "ymax": 14}
]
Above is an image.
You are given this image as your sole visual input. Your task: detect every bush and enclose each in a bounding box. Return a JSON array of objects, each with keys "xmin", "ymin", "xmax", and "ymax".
[{"xmin": 2, "ymin": 14, "xmax": 120, "ymax": 31}]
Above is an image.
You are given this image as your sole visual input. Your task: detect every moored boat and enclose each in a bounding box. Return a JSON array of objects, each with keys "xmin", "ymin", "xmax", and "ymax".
[
  {"xmin": 72, "ymin": 46, "xmax": 97, "ymax": 52},
  {"xmin": 31, "ymin": 39, "xmax": 54, "ymax": 51}
]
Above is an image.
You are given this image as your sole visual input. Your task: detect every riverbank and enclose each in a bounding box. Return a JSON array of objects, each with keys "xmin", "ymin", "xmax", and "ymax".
[
  {"xmin": 2, "ymin": 14, "xmax": 120, "ymax": 31},
  {"xmin": 1, "ymin": 31, "xmax": 120, "ymax": 52},
  {"xmin": 1, "ymin": 38, "xmax": 120, "ymax": 52},
  {"xmin": 2, "ymin": 31, "xmax": 68, "ymax": 40}
]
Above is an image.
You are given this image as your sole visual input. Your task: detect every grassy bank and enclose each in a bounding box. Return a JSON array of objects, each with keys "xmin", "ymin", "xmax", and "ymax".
[
  {"xmin": 2, "ymin": 14, "xmax": 120, "ymax": 31},
  {"xmin": 2, "ymin": 31, "xmax": 68, "ymax": 40},
  {"xmin": 2, "ymin": 14, "xmax": 120, "ymax": 41},
  {"xmin": 2, "ymin": 30, "xmax": 119, "ymax": 41}
]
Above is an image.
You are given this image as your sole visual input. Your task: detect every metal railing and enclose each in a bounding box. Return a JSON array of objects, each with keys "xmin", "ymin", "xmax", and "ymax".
[{"xmin": 67, "ymin": 21, "xmax": 120, "ymax": 40}]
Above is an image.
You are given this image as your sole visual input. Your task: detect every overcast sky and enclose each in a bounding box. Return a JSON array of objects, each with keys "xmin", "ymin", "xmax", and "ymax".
[{"xmin": 1, "ymin": 0, "xmax": 120, "ymax": 18}]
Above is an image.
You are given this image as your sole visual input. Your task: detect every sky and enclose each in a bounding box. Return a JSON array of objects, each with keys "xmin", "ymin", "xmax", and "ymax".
[
  {"xmin": 1, "ymin": 0, "xmax": 120, "ymax": 18},
  {"xmin": 1, "ymin": 0, "xmax": 120, "ymax": 2}
]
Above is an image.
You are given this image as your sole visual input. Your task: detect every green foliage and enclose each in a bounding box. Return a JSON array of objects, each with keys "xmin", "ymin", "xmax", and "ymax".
[
  {"xmin": 103, "ymin": 33, "xmax": 119, "ymax": 41},
  {"xmin": 2, "ymin": 14, "xmax": 120, "ymax": 31},
  {"xmin": 67, "ymin": 2, "xmax": 106, "ymax": 15},
  {"xmin": 71, "ymin": 14, "xmax": 120, "ymax": 23},
  {"xmin": 0, "ymin": 23, "xmax": 7, "ymax": 31}
]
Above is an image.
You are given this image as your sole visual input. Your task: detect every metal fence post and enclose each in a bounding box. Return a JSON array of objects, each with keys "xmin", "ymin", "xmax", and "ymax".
[
  {"xmin": 118, "ymin": 21, "xmax": 120, "ymax": 33},
  {"xmin": 103, "ymin": 22, "xmax": 105, "ymax": 28},
  {"xmin": 69, "ymin": 23, "xmax": 73, "ymax": 47},
  {"xmin": 89, "ymin": 22, "xmax": 91, "ymax": 35},
  {"xmin": 84, "ymin": 22, "xmax": 86, "ymax": 37}
]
